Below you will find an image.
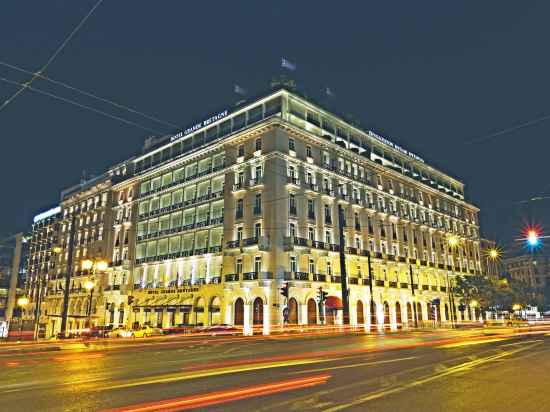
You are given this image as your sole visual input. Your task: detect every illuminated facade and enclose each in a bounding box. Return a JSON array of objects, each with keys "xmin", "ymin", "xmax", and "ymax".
[
  {"xmin": 27, "ymin": 87, "xmax": 483, "ymax": 336},
  {"xmin": 126, "ymin": 88, "xmax": 482, "ymax": 334}
]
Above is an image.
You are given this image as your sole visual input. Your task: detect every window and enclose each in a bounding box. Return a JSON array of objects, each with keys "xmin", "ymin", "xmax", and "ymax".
[
  {"xmin": 307, "ymin": 199, "xmax": 315, "ymax": 218},
  {"xmin": 355, "ymin": 237, "xmax": 361, "ymax": 250},
  {"xmin": 289, "ymin": 194, "xmax": 296, "ymax": 215},
  {"xmin": 308, "ymin": 226, "xmax": 315, "ymax": 241},
  {"xmin": 325, "ymin": 230, "xmax": 331, "ymax": 244},
  {"xmin": 238, "ymin": 144, "xmax": 244, "ymax": 157},
  {"xmin": 237, "ymin": 227, "xmax": 243, "ymax": 242},
  {"xmin": 327, "ymin": 261, "xmax": 332, "ymax": 276},
  {"xmin": 289, "ymin": 138, "xmax": 295, "ymax": 151},
  {"xmin": 324, "ymin": 204, "xmax": 332, "ymax": 224},
  {"xmin": 254, "ymin": 222, "xmax": 262, "ymax": 239},
  {"xmin": 309, "ymin": 258, "xmax": 315, "ymax": 274},
  {"xmin": 289, "ymin": 223, "xmax": 296, "ymax": 238},
  {"xmin": 306, "ymin": 145, "xmax": 312, "ymax": 158},
  {"xmin": 254, "ymin": 193, "xmax": 262, "ymax": 214},
  {"xmin": 323, "ymin": 151, "xmax": 330, "ymax": 165},
  {"xmin": 254, "ymin": 165, "xmax": 262, "ymax": 181},
  {"xmin": 236, "ymin": 199, "xmax": 243, "ymax": 219},
  {"xmin": 354, "ymin": 213, "xmax": 360, "ymax": 230},
  {"xmin": 254, "ymin": 256, "xmax": 262, "ymax": 273},
  {"xmin": 236, "ymin": 258, "xmax": 243, "ymax": 274},
  {"xmin": 290, "ymin": 256, "xmax": 297, "ymax": 273},
  {"xmin": 255, "ymin": 138, "xmax": 262, "ymax": 152}
]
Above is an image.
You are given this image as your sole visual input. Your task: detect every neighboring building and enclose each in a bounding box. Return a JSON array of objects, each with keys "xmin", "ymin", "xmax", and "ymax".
[
  {"xmin": 480, "ymin": 238, "xmax": 499, "ymax": 279},
  {"xmin": 26, "ymin": 86, "xmax": 484, "ymax": 336},
  {"xmin": 503, "ymin": 253, "xmax": 550, "ymax": 290},
  {"xmin": 25, "ymin": 206, "xmax": 61, "ymax": 337},
  {"xmin": 42, "ymin": 174, "xmax": 117, "ymax": 337}
]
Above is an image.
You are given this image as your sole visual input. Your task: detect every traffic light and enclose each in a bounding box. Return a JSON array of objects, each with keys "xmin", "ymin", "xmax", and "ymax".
[
  {"xmin": 128, "ymin": 295, "xmax": 135, "ymax": 305},
  {"xmin": 280, "ymin": 283, "xmax": 289, "ymax": 299},
  {"xmin": 317, "ymin": 287, "xmax": 328, "ymax": 303}
]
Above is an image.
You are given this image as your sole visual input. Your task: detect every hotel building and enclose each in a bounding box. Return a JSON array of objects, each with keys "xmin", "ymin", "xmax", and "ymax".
[{"xmin": 27, "ymin": 87, "xmax": 483, "ymax": 336}]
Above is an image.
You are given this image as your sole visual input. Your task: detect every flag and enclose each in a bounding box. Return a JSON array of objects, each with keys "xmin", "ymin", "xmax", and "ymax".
[
  {"xmin": 325, "ymin": 87, "xmax": 335, "ymax": 97},
  {"xmin": 281, "ymin": 57, "xmax": 296, "ymax": 71},
  {"xmin": 234, "ymin": 84, "xmax": 247, "ymax": 95}
]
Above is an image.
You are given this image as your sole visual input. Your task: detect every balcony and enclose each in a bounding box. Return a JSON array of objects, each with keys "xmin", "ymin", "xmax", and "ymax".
[
  {"xmin": 242, "ymin": 237, "xmax": 259, "ymax": 247},
  {"xmin": 249, "ymin": 177, "xmax": 263, "ymax": 187},
  {"xmin": 305, "ymin": 183, "xmax": 318, "ymax": 192},
  {"xmin": 375, "ymin": 280, "xmax": 385, "ymax": 287},
  {"xmin": 348, "ymin": 277, "xmax": 359, "ymax": 285},
  {"xmin": 294, "ymin": 272, "xmax": 310, "ymax": 281},
  {"xmin": 400, "ymin": 282, "xmax": 409, "ymax": 288},
  {"xmin": 210, "ymin": 276, "xmax": 221, "ymax": 284},
  {"xmin": 347, "ymin": 247, "xmax": 358, "ymax": 255},
  {"xmin": 362, "ymin": 278, "xmax": 371, "ymax": 286},
  {"xmin": 330, "ymin": 275, "xmax": 341, "ymax": 283},
  {"xmin": 243, "ymin": 272, "xmax": 259, "ymax": 281},
  {"xmin": 225, "ymin": 273, "xmax": 239, "ymax": 282},
  {"xmin": 233, "ymin": 182, "xmax": 245, "ymax": 192},
  {"xmin": 313, "ymin": 273, "xmax": 326, "ymax": 282},
  {"xmin": 422, "ymin": 285, "xmax": 430, "ymax": 291},
  {"xmin": 226, "ymin": 240, "xmax": 240, "ymax": 249},
  {"xmin": 389, "ymin": 281, "xmax": 398, "ymax": 288}
]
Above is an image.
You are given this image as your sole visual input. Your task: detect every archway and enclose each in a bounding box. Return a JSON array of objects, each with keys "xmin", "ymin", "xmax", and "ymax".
[
  {"xmin": 234, "ymin": 298, "xmax": 244, "ymax": 325},
  {"xmin": 427, "ymin": 302, "xmax": 433, "ymax": 321},
  {"xmin": 325, "ymin": 296, "xmax": 343, "ymax": 325},
  {"xmin": 395, "ymin": 301, "xmax": 402, "ymax": 328},
  {"xmin": 383, "ymin": 301, "xmax": 390, "ymax": 329},
  {"xmin": 253, "ymin": 297, "xmax": 263, "ymax": 325},
  {"xmin": 416, "ymin": 302, "xmax": 423, "ymax": 321},
  {"xmin": 356, "ymin": 300, "xmax": 364, "ymax": 325},
  {"xmin": 307, "ymin": 298, "xmax": 317, "ymax": 324},
  {"xmin": 288, "ymin": 297, "xmax": 298, "ymax": 324}
]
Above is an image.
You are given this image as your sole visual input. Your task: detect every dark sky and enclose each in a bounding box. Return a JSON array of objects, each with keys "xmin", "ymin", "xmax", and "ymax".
[{"xmin": 1, "ymin": 1, "xmax": 549, "ymax": 250}]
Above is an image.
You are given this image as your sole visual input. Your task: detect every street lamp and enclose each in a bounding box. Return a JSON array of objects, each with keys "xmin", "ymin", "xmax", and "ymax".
[
  {"xmin": 84, "ymin": 280, "xmax": 95, "ymax": 329},
  {"xmin": 16, "ymin": 297, "xmax": 29, "ymax": 342}
]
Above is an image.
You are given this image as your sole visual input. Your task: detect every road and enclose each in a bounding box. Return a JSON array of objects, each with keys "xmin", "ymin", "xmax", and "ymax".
[{"xmin": 1, "ymin": 326, "xmax": 549, "ymax": 411}]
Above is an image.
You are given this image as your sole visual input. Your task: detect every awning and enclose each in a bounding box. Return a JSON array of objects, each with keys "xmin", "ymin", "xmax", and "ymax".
[{"xmin": 325, "ymin": 296, "xmax": 343, "ymax": 310}]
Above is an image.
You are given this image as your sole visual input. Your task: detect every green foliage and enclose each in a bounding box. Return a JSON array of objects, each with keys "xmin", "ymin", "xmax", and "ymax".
[{"xmin": 454, "ymin": 274, "xmax": 537, "ymax": 311}]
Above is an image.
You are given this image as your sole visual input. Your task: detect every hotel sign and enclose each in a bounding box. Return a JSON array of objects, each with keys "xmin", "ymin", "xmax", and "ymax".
[
  {"xmin": 367, "ymin": 130, "xmax": 424, "ymax": 163},
  {"xmin": 170, "ymin": 110, "xmax": 229, "ymax": 142},
  {"xmin": 146, "ymin": 287, "xmax": 199, "ymax": 295}
]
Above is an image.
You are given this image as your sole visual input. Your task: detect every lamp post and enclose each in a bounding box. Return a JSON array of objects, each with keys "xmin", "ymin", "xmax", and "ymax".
[
  {"xmin": 81, "ymin": 258, "xmax": 108, "ymax": 330},
  {"xmin": 16, "ymin": 297, "xmax": 29, "ymax": 342},
  {"xmin": 84, "ymin": 280, "xmax": 95, "ymax": 329}
]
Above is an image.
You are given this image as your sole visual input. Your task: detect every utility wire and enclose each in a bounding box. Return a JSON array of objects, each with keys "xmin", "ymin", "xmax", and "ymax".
[
  {"xmin": 0, "ymin": 0, "xmax": 104, "ymax": 113},
  {"xmin": 0, "ymin": 60, "xmax": 179, "ymax": 129},
  {"xmin": 467, "ymin": 111, "xmax": 550, "ymax": 144},
  {"xmin": 0, "ymin": 76, "xmax": 162, "ymax": 134}
]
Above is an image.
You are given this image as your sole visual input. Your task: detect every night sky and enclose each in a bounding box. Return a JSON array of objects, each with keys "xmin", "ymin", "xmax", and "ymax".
[{"xmin": 1, "ymin": 1, "xmax": 549, "ymax": 251}]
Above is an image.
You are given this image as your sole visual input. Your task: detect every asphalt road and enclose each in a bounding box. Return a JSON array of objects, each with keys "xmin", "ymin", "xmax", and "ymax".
[{"xmin": 1, "ymin": 326, "xmax": 549, "ymax": 412}]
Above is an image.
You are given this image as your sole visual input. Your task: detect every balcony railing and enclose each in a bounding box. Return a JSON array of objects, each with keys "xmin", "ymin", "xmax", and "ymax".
[{"xmin": 225, "ymin": 273, "xmax": 239, "ymax": 282}]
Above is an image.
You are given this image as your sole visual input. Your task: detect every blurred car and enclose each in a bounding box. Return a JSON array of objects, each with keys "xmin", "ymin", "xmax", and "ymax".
[
  {"xmin": 107, "ymin": 327, "xmax": 132, "ymax": 338},
  {"xmin": 162, "ymin": 323, "xmax": 194, "ymax": 335},
  {"xmin": 129, "ymin": 325, "xmax": 159, "ymax": 338},
  {"xmin": 201, "ymin": 324, "xmax": 240, "ymax": 335},
  {"xmin": 506, "ymin": 318, "xmax": 529, "ymax": 327}
]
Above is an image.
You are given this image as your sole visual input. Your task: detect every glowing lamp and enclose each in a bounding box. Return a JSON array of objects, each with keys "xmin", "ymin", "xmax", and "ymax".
[
  {"xmin": 95, "ymin": 260, "xmax": 109, "ymax": 272},
  {"xmin": 84, "ymin": 280, "xmax": 95, "ymax": 291},
  {"xmin": 17, "ymin": 297, "xmax": 29, "ymax": 306},
  {"xmin": 527, "ymin": 230, "xmax": 539, "ymax": 247},
  {"xmin": 81, "ymin": 259, "xmax": 94, "ymax": 270}
]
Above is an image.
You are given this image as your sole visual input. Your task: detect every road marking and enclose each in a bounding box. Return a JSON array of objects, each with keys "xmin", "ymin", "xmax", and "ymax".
[
  {"xmin": 104, "ymin": 357, "xmax": 341, "ymax": 391},
  {"xmin": 501, "ymin": 339, "xmax": 543, "ymax": 347},
  {"xmin": 437, "ymin": 337, "xmax": 509, "ymax": 348},
  {"xmin": 323, "ymin": 343, "xmax": 539, "ymax": 412},
  {"xmin": 290, "ymin": 356, "xmax": 419, "ymax": 374}
]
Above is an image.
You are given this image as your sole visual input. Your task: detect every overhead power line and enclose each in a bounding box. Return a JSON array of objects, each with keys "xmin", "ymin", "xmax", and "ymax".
[
  {"xmin": 0, "ymin": 0, "xmax": 104, "ymax": 113},
  {"xmin": 0, "ymin": 60, "xmax": 179, "ymax": 130},
  {"xmin": 0, "ymin": 76, "xmax": 162, "ymax": 134},
  {"xmin": 468, "ymin": 111, "xmax": 550, "ymax": 144}
]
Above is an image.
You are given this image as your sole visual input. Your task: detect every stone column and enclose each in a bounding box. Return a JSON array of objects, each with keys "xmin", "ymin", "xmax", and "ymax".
[
  {"xmin": 225, "ymin": 303, "xmax": 232, "ymax": 325},
  {"xmin": 243, "ymin": 303, "xmax": 252, "ymax": 336},
  {"xmin": 299, "ymin": 303, "xmax": 308, "ymax": 325},
  {"xmin": 390, "ymin": 303, "xmax": 398, "ymax": 331},
  {"xmin": 263, "ymin": 304, "xmax": 270, "ymax": 335}
]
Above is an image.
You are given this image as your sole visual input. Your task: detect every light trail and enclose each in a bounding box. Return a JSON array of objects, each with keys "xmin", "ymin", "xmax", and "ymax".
[
  {"xmin": 323, "ymin": 343, "xmax": 540, "ymax": 412},
  {"xmin": 103, "ymin": 374, "xmax": 330, "ymax": 412}
]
